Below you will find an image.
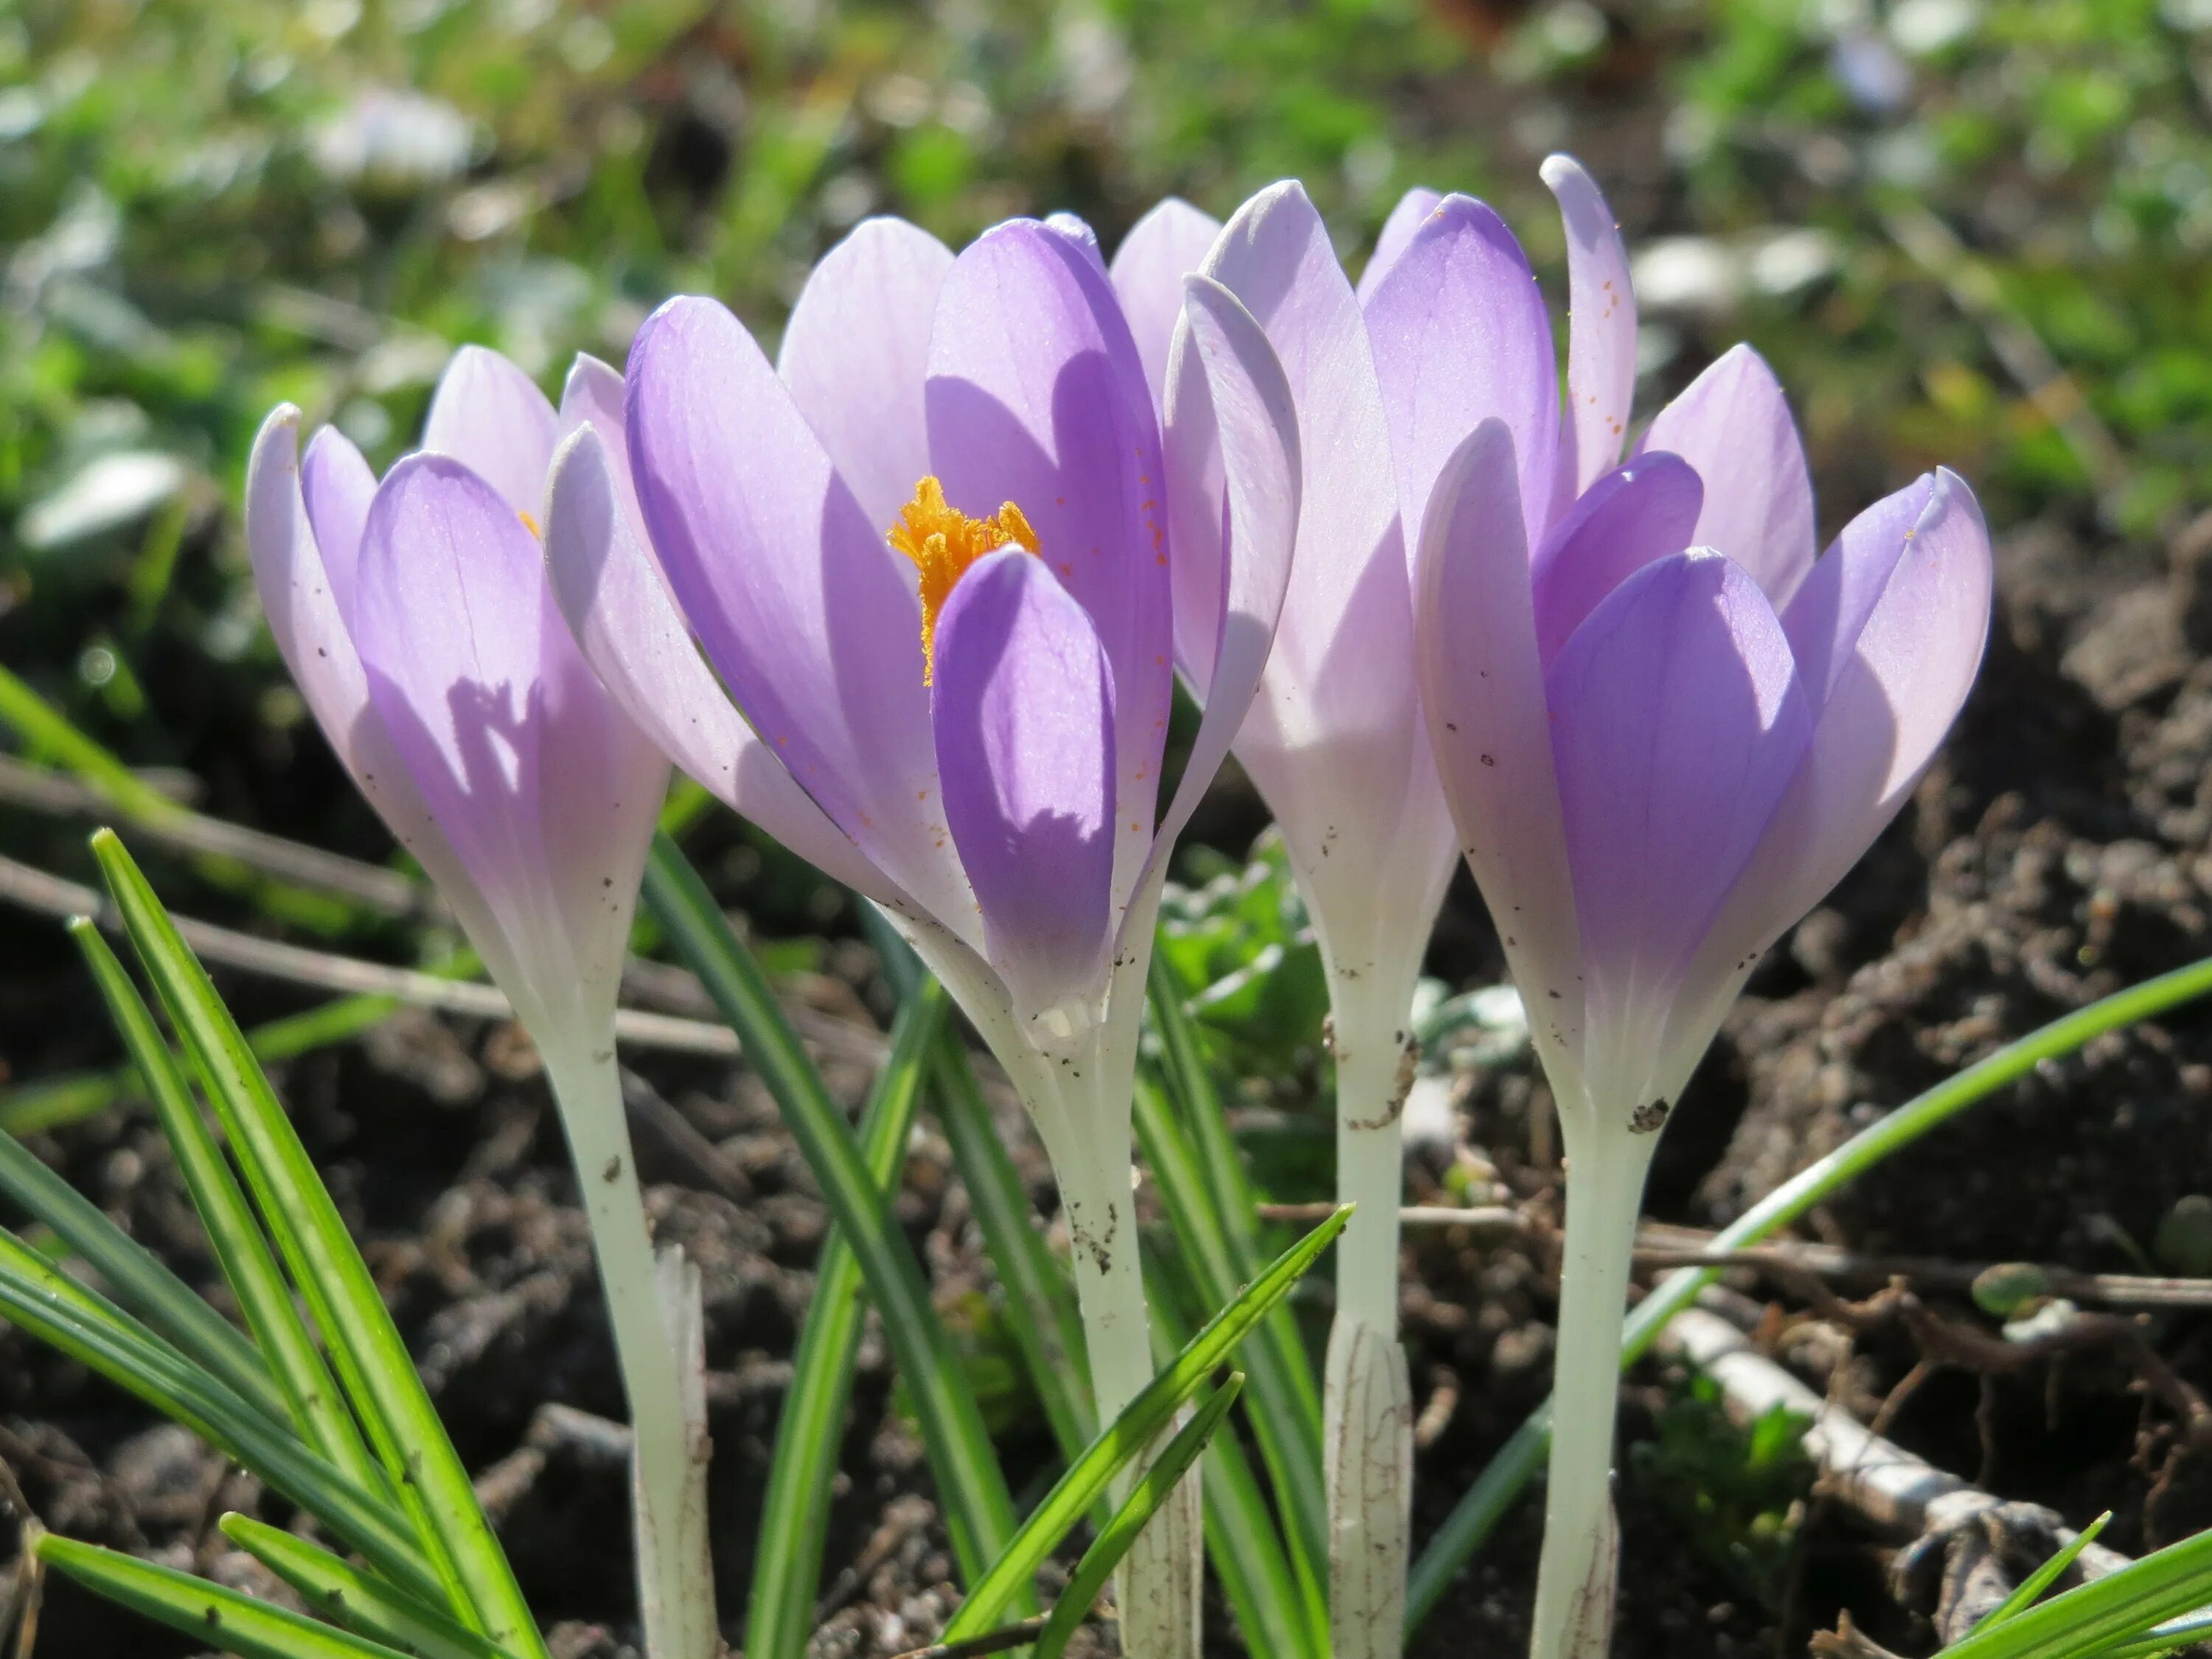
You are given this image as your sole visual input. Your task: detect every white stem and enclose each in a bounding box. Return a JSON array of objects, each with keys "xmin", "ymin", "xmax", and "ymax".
[
  {"xmin": 1528, "ymin": 1125, "xmax": 1653, "ymax": 1659},
  {"xmin": 1049, "ymin": 1103, "xmax": 1200, "ymax": 1659},
  {"xmin": 1326, "ymin": 1006, "xmax": 1416, "ymax": 1659},
  {"xmin": 542, "ymin": 1038, "xmax": 718, "ymax": 1659}
]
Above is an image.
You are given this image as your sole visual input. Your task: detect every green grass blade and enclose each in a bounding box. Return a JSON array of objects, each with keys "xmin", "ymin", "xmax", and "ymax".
[
  {"xmin": 939, "ymin": 1203, "xmax": 1352, "ymax": 1644},
  {"xmin": 866, "ymin": 911, "xmax": 1097, "ymax": 1460},
  {"xmin": 1133, "ymin": 1068, "xmax": 1328, "ymax": 1641},
  {"xmin": 220, "ymin": 1515, "xmax": 521, "ymax": 1659},
  {"xmin": 91, "ymin": 830, "xmax": 544, "ymax": 1658},
  {"xmin": 0, "ymin": 662, "xmax": 182, "ymax": 823},
  {"xmin": 1144, "ymin": 953, "xmax": 1274, "ymax": 1274},
  {"xmin": 1967, "ymin": 1513, "xmax": 2111, "ymax": 1637},
  {"xmin": 1032, "ymin": 1373, "xmax": 1245, "ymax": 1659},
  {"xmin": 0, "ymin": 1228, "xmax": 437, "ymax": 1599},
  {"xmin": 1934, "ymin": 1524, "xmax": 2212, "ymax": 1659},
  {"xmin": 1147, "ymin": 1257, "xmax": 1314, "ymax": 1659},
  {"xmin": 37, "ymin": 1533, "xmax": 419, "ymax": 1659},
  {"xmin": 2091, "ymin": 1609, "xmax": 2212, "ymax": 1658},
  {"xmin": 1408, "ymin": 950, "xmax": 2212, "ymax": 1633},
  {"xmin": 642, "ymin": 832, "xmax": 1021, "ymax": 1594},
  {"xmin": 0, "ymin": 1124, "xmax": 282, "ymax": 1425},
  {"xmin": 69, "ymin": 918, "xmax": 388, "ymax": 1498},
  {"xmin": 744, "ymin": 977, "xmax": 946, "ymax": 1659}
]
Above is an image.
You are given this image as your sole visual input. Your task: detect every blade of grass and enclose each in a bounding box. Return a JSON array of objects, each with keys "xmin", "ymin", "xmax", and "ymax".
[
  {"xmin": 0, "ymin": 664, "xmax": 180, "ymax": 824},
  {"xmin": 867, "ymin": 912, "xmax": 1096, "ymax": 1461},
  {"xmin": 1933, "ymin": 1523, "xmax": 2212, "ymax": 1659},
  {"xmin": 0, "ymin": 1127, "xmax": 282, "ymax": 1424},
  {"xmin": 37, "ymin": 1533, "xmax": 419, "ymax": 1659},
  {"xmin": 92, "ymin": 830, "xmax": 544, "ymax": 1658},
  {"xmin": 69, "ymin": 919, "xmax": 387, "ymax": 1498},
  {"xmin": 220, "ymin": 1515, "xmax": 521, "ymax": 1659},
  {"xmin": 1146, "ymin": 1255, "xmax": 1315, "ymax": 1659},
  {"xmin": 1408, "ymin": 950, "xmax": 2212, "ymax": 1633},
  {"xmin": 2093, "ymin": 1608, "xmax": 2212, "ymax": 1658},
  {"xmin": 745, "ymin": 978, "xmax": 946, "ymax": 1659},
  {"xmin": 1966, "ymin": 1513, "xmax": 2111, "ymax": 1637},
  {"xmin": 0, "ymin": 1228, "xmax": 436, "ymax": 1599},
  {"xmin": 1032, "ymin": 1372, "xmax": 1245, "ymax": 1659},
  {"xmin": 1133, "ymin": 1067, "xmax": 1328, "ymax": 1641},
  {"xmin": 939, "ymin": 1204, "xmax": 1352, "ymax": 1644},
  {"xmin": 642, "ymin": 832, "xmax": 1020, "ymax": 1595}
]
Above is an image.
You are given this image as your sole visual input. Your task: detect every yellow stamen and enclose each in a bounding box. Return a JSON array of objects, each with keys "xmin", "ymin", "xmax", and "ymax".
[
  {"xmin": 887, "ymin": 476, "xmax": 1040, "ymax": 684},
  {"xmin": 518, "ymin": 509, "xmax": 543, "ymax": 539}
]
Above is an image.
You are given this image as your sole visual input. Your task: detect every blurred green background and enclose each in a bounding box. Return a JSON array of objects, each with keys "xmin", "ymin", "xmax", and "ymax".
[{"xmin": 2, "ymin": 0, "xmax": 2208, "ymax": 848}]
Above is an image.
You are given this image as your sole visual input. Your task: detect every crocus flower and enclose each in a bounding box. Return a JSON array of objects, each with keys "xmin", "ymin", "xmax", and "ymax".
[
  {"xmin": 544, "ymin": 215, "xmax": 1301, "ymax": 1659},
  {"xmin": 1382, "ymin": 161, "xmax": 1993, "ymax": 1659},
  {"xmin": 1112, "ymin": 183, "xmax": 1460, "ymax": 1659},
  {"xmin": 244, "ymin": 348, "xmax": 717, "ymax": 1659}
]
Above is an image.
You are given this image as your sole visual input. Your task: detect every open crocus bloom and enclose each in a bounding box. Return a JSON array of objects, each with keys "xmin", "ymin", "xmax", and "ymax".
[
  {"xmin": 1384, "ymin": 159, "xmax": 1993, "ymax": 1659},
  {"xmin": 245, "ymin": 347, "xmax": 716, "ymax": 1659},
  {"xmin": 545, "ymin": 215, "xmax": 1299, "ymax": 1659}
]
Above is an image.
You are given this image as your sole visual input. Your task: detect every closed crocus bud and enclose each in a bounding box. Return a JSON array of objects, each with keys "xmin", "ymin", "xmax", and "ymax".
[
  {"xmin": 1389, "ymin": 160, "xmax": 1994, "ymax": 1659},
  {"xmin": 547, "ymin": 216, "xmax": 1301, "ymax": 1659},
  {"xmin": 244, "ymin": 347, "xmax": 715, "ymax": 1659}
]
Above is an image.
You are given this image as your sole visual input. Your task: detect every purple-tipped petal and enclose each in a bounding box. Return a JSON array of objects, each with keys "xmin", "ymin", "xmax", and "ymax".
[
  {"xmin": 1638, "ymin": 344, "xmax": 1817, "ymax": 608},
  {"xmin": 626, "ymin": 296, "xmax": 978, "ymax": 946},
  {"xmin": 777, "ymin": 218, "xmax": 956, "ymax": 535},
  {"xmin": 924, "ymin": 220, "xmax": 1175, "ymax": 901},
  {"xmin": 351, "ymin": 453, "xmax": 668, "ymax": 1024},
  {"xmin": 931, "ymin": 549, "xmax": 1116, "ymax": 1023},
  {"xmin": 1542, "ymin": 155, "xmax": 1639, "ymax": 514},
  {"xmin": 1364, "ymin": 194, "xmax": 1560, "ymax": 552},
  {"xmin": 543, "ymin": 427, "xmax": 897, "ymax": 903},
  {"xmin": 1134, "ymin": 274, "xmax": 1299, "ymax": 950},
  {"xmin": 1545, "ymin": 550, "xmax": 1812, "ymax": 1088},
  {"xmin": 1356, "ymin": 187, "xmax": 1442, "ymax": 302},
  {"xmin": 299, "ymin": 425, "xmax": 378, "ymax": 627},
  {"xmin": 420, "ymin": 345, "xmax": 561, "ymax": 519},
  {"xmin": 1110, "ymin": 197, "xmax": 1225, "ymax": 416},
  {"xmin": 1530, "ymin": 452, "xmax": 1704, "ymax": 667},
  {"xmin": 1413, "ymin": 420, "xmax": 1585, "ymax": 1054}
]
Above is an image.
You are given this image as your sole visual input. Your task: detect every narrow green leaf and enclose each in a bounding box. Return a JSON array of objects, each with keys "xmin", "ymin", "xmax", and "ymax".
[
  {"xmin": 38, "ymin": 1533, "xmax": 419, "ymax": 1659},
  {"xmin": 69, "ymin": 918, "xmax": 387, "ymax": 1498},
  {"xmin": 745, "ymin": 978, "xmax": 946, "ymax": 1659},
  {"xmin": 2092, "ymin": 1608, "xmax": 2212, "ymax": 1658},
  {"xmin": 1934, "ymin": 1523, "xmax": 2212, "ymax": 1659},
  {"xmin": 0, "ymin": 662, "xmax": 181, "ymax": 824},
  {"xmin": 0, "ymin": 1123, "xmax": 282, "ymax": 1425},
  {"xmin": 0, "ymin": 1228, "xmax": 437, "ymax": 1600},
  {"xmin": 91, "ymin": 831, "xmax": 544, "ymax": 1658},
  {"xmin": 1408, "ymin": 950, "xmax": 2212, "ymax": 1634},
  {"xmin": 940, "ymin": 1203, "xmax": 1352, "ymax": 1644},
  {"xmin": 1033, "ymin": 1373, "xmax": 1245, "ymax": 1659},
  {"xmin": 1133, "ymin": 1067, "xmax": 1327, "ymax": 1646},
  {"xmin": 1967, "ymin": 1513, "xmax": 2111, "ymax": 1637},
  {"xmin": 220, "ymin": 1515, "xmax": 520, "ymax": 1659},
  {"xmin": 643, "ymin": 833, "xmax": 1021, "ymax": 1596}
]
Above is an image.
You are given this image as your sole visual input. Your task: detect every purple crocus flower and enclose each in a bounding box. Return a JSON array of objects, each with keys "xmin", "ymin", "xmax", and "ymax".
[
  {"xmin": 544, "ymin": 215, "xmax": 1301, "ymax": 1659},
  {"xmin": 245, "ymin": 347, "xmax": 716, "ymax": 1659},
  {"xmin": 1380, "ymin": 161, "xmax": 1994, "ymax": 1658}
]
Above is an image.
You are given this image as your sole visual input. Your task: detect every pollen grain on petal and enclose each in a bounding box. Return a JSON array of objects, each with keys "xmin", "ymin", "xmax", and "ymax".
[{"xmin": 888, "ymin": 475, "xmax": 1042, "ymax": 684}]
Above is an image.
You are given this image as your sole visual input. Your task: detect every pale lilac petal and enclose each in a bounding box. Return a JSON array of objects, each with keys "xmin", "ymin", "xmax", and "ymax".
[
  {"xmin": 931, "ymin": 549, "xmax": 1116, "ymax": 1022},
  {"xmin": 1529, "ymin": 452, "xmax": 1703, "ymax": 667},
  {"xmin": 1355, "ymin": 187, "xmax": 1441, "ymax": 302},
  {"xmin": 1546, "ymin": 550, "xmax": 1812, "ymax": 1098},
  {"xmin": 1665, "ymin": 471, "xmax": 1992, "ymax": 1069},
  {"xmin": 1363, "ymin": 193, "xmax": 1560, "ymax": 552},
  {"xmin": 543, "ymin": 426, "xmax": 898, "ymax": 904},
  {"xmin": 1133, "ymin": 274, "xmax": 1299, "ymax": 952},
  {"xmin": 1637, "ymin": 344, "xmax": 1817, "ymax": 608},
  {"xmin": 1045, "ymin": 212, "xmax": 1105, "ymax": 264},
  {"xmin": 777, "ymin": 218, "xmax": 956, "ymax": 535},
  {"xmin": 1109, "ymin": 197, "xmax": 1224, "ymax": 416},
  {"xmin": 1413, "ymin": 420, "xmax": 1585, "ymax": 1056},
  {"xmin": 924, "ymin": 220, "xmax": 1174, "ymax": 905},
  {"xmin": 420, "ymin": 345, "xmax": 561, "ymax": 518},
  {"xmin": 626, "ymin": 296, "xmax": 977, "ymax": 946},
  {"xmin": 1542, "ymin": 154, "xmax": 1638, "ymax": 514},
  {"xmin": 1780, "ymin": 470, "xmax": 1937, "ymax": 714},
  {"xmin": 352, "ymin": 453, "xmax": 668, "ymax": 1025},
  {"xmin": 298, "ymin": 425, "xmax": 378, "ymax": 627}
]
